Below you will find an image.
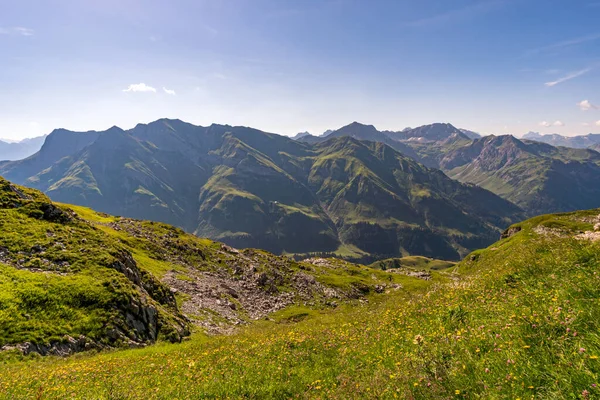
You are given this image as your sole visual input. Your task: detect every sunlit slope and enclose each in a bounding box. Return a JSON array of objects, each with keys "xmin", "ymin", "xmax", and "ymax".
[
  {"xmin": 3, "ymin": 209, "xmax": 600, "ymax": 398},
  {"xmin": 0, "ymin": 175, "xmax": 414, "ymax": 358}
]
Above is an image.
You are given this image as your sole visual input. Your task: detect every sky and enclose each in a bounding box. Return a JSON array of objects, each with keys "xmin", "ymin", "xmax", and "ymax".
[{"xmin": 0, "ymin": 0, "xmax": 599, "ymax": 140}]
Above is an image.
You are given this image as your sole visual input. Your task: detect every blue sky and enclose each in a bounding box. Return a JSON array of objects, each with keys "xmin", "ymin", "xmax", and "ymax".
[{"xmin": 1, "ymin": 0, "xmax": 599, "ymax": 140}]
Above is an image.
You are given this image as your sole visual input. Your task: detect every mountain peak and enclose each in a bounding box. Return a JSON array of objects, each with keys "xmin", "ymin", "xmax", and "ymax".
[
  {"xmin": 394, "ymin": 122, "xmax": 468, "ymax": 142},
  {"xmin": 333, "ymin": 122, "xmax": 380, "ymax": 136},
  {"xmin": 292, "ymin": 131, "xmax": 311, "ymax": 140},
  {"xmin": 347, "ymin": 121, "xmax": 377, "ymax": 129}
]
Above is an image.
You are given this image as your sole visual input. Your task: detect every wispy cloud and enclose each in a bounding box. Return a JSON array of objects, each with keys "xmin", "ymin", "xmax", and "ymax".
[
  {"xmin": 123, "ymin": 83, "xmax": 157, "ymax": 93},
  {"xmin": 404, "ymin": 0, "xmax": 504, "ymax": 27},
  {"xmin": 578, "ymin": 100, "xmax": 599, "ymax": 111},
  {"xmin": 545, "ymin": 68, "xmax": 592, "ymax": 87},
  {"xmin": 203, "ymin": 25, "xmax": 218, "ymax": 36},
  {"xmin": 163, "ymin": 87, "xmax": 176, "ymax": 95},
  {"xmin": 596, "ymin": 120, "xmax": 600, "ymax": 126},
  {"xmin": 526, "ymin": 33, "xmax": 600, "ymax": 56},
  {"xmin": 539, "ymin": 120, "xmax": 565, "ymax": 127},
  {"xmin": 0, "ymin": 27, "xmax": 34, "ymax": 36}
]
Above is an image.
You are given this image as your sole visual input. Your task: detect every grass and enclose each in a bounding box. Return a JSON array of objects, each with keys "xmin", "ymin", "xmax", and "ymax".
[
  {"xmin": 2, "ymin": 208, "xmax": 600, "ymax": 398},
  {"xmin": 370, "ymin": 256, "xmax": 455, "ymax": 271}
]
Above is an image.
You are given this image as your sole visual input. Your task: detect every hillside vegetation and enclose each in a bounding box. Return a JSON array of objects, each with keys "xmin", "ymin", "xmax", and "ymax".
[
  {"xmin": 0, "ymin": 176, "xmax": 421, "ymax": 358},
  {"xmin": 2, "ymin": 205, "xmax": 600, "ymax": 399}
]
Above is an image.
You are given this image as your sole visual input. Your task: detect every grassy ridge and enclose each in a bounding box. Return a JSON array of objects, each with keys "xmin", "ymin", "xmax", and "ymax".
[
  {"xmin": 0, "ymin": 176, "xmax": 429, "ymax": 360},
  {"xmin": 2, "ymin": 209, "xmax": 600, "ymax": 398}
]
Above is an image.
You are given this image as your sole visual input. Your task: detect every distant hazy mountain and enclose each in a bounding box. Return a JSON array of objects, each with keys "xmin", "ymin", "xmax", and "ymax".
[
  {"xmin": 300, "ymin": 121, "xmax": 421, "ymax": 160},
  {"xmin": 0, "ymin": 135, "xmax": 47, "ymax": 161},
  {"xmin": 523, "ymin": 132, "xmax": 600, "ymax": 148},
  {"xmin": 0, "ymin": 129, "xmax": 100, "ymax": 183},
  {"xmin": 459, "ymin": 128, "xmax": 481, "ymax": 139},
  {"xmin": 389, "ymin": 123, "xmax": 474, "ymax": 168},
  {"xmin": 388, "ymin": 123, "xmax": 470, "ymax": 143},
  {"xmin": 0, "ymin": 118, "xmax": 524, "ymax": 261},
  {"xmin": 292, "ymin": 131, "xmax": 311, "ymax": 140}
]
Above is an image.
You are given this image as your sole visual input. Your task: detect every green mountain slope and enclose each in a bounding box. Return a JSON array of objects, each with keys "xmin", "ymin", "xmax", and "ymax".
[
  {"xmin": 0, "ymin": 176, "xmax": 189, "ymax": 353},
  {"xmin": 440, "ymin": 135, "xmax": 600, "ymax": 215},
  {"xmin": 4, "ymin": 207, "xmax": 600, "ymax": 398},
  {"xmin": 0, "ymin": 176, "xmax": 411, "ymax": 357},
  {"xmin": 307, "ymin": 137, "xmax": 523, "ymax": 259},
  {"xmin": 0, "ymin": 119, "xmax": 524, "ymax": 261}
]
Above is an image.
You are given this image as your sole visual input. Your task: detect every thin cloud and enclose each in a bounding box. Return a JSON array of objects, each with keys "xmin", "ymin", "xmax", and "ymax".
[
  {"xmin": 163, "ymin": 87, "xmax": 176, "ymax": 95},
  {"xmin": 525, "ymin": 33, "xmax": 600, "ymax": 56},
  {"xmin": 0, "ymin": 27, "xmax": 34, "ymax": 36},
  {"xmin": 596, "ymin": 120, "xmax": 600, "ymax": 127},
  {"xmin": 545, "ymin": 68, "xmax": 592, "ymax": 87},
  {"xmin": 578, "ymin": 100, "xmax": 599, "ymax": 111},
  {"xmin": 203, "ymin": 25, "xmax": 218, "ymax": 36},
  {"xmin": 123, "ymin": 83, "xmax": 157, "ymax": 93},
  {"xmin": 539, "ymin": 121, "xmax": 564, "ymax": 127},
  {"xmin": 404, "ymin": 0, "xmax": 504, "ymax": 28}
]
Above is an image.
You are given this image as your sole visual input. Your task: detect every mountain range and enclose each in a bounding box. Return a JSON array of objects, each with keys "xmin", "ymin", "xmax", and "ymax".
[
  {"xmin": 299, "ymin": 122, "xmax": 600, "ymax": 216},
  {"xmin": 0, "ymin": 135, "xmax": 46, "ymax": 161},
  {"xmin": 522, "ymin": 131, "xmax": 600, "ymax": 148},
  {"xmin": 0, "ymin": 119, "xmax": 525, "ymax": 262},
  {"xmin": 4, "ymin": 119, "xmax": 600, "ymax": 261}
]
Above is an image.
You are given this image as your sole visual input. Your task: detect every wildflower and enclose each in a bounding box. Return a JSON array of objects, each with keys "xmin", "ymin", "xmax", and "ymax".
[
  {"xmin": 590, "ymin": 356, "xmax": 599, "ymax": 360},
  {"xmin": 455, "ymin": 389, "xmax": 460, "ymax": 394},
  {"xmin": 523, "ymin": 345, "xmax": 530, "ymax": 349},
  {"xmin": 579, "ymin": 348, "xmax": 586, "ymax": 354},
  {"xmin": 582, "ymin": 389, "xmax": 590, "ymax": 399},
  {"xmin": 484, "ymin": 368, "xmax": 490, "ymax": 373},
  {"xmin": 413, "ymin": 335, "xmax": 424, "ymax": 345}
]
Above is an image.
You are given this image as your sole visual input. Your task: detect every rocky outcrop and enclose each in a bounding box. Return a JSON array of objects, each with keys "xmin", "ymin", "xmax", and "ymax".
[
  {"xmin": 1, "ymin": 335, "xmax": 99, "ymax": 357},
  {"xmin": 108, "ymin": 250, "xmax": 189, "ymax": 344},
  {"xmin": 501, "ymin": 226, "xmax": 522, "ymax": 239}
]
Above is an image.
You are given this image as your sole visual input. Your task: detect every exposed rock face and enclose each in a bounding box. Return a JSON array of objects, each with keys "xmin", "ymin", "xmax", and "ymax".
[
  {"xmin": 0, "ymin": 335, "xmax": 98, "ymax": 357},
  {"xmin": 108, "ymin": 250, "xmax": 189, "ymax": 344},
  {"xmin": 162, "ymin": 251, "xmax": 347, "ymax": 335},
  {"xmin": 501, "ymin": 226, "xmax": 522, "ymax": 239}
]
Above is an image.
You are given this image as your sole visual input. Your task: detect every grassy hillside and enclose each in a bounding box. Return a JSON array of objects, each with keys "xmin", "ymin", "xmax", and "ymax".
[
  {"xmin": 2, "ymin": 207, "xmax": 600, "ymax": 398},
  {"xmin": 0, "ymin": 176, "xmax": 419, "ymax": 359},
  {"xmin": 369, "ymin": 255, "xmax": 455, "ymax": 271}
]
